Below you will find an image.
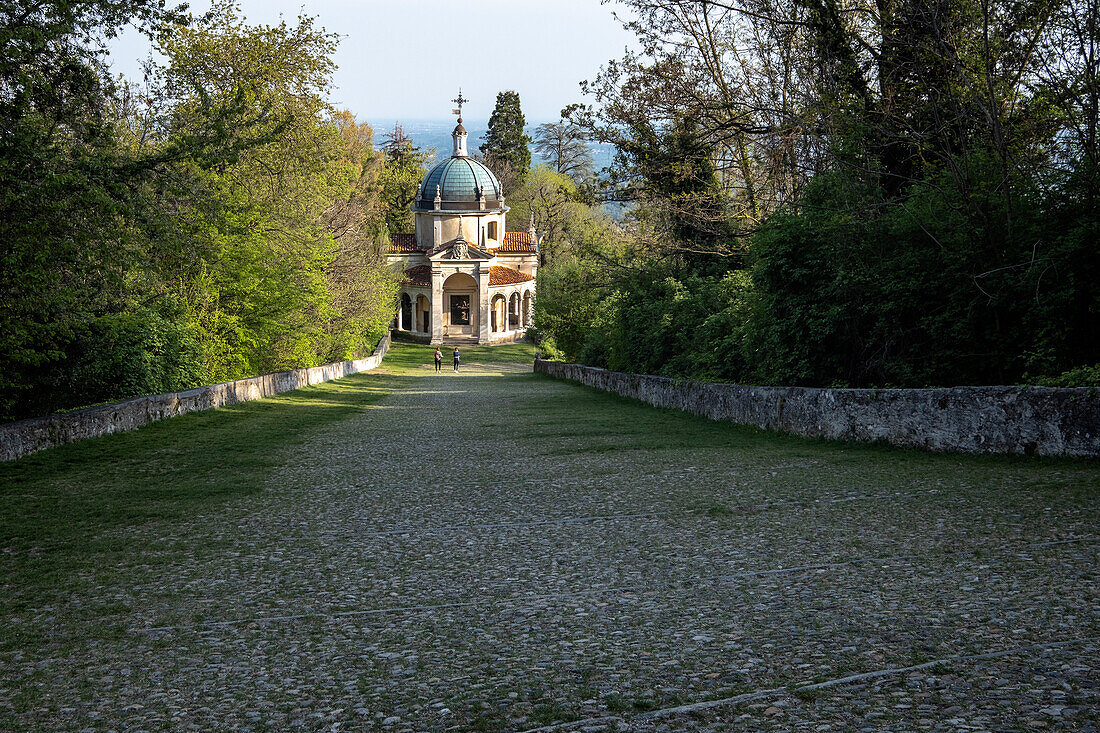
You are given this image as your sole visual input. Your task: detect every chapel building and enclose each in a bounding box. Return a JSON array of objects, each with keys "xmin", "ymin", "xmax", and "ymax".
[{"xmin": 387, "ymin": 114, "xmax": 538, "ymax": 345}]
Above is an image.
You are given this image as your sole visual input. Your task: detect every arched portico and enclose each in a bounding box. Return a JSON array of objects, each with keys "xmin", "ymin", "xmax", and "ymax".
[
  {"xmin": 522, "ymin": 290, "xmax": 532, "ymax": 327},
  {"xmin": 399, "ymin": 292, "xmax": 413, "ymax": 332},
  {"xmin": 508, "ymin": 292, "xmax": 520, "ymax": 330},
  {"xmin": 491, "ymin": 293, "xmax": 506, "ymax": 333},
  {"xmin": 442, "ymin": 272, "xmax": 478, "ymax": 338},
  {"xmin": 416, "ymin": 294, "xmax": 430, "ymax": 334}
]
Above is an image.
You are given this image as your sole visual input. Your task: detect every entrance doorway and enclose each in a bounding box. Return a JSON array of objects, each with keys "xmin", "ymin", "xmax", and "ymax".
[{"xmin": 442, "ymin": 272, "xmax": 478, "ymax": 337}]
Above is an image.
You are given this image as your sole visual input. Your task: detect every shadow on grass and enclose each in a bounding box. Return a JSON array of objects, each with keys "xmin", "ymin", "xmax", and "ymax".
[
  {"xmin": 0, "ymin": 340, "xmax": 535, "ymax": 598},
  {"xmin": 0, "ymin": 370, "xmax": 416, "ymax": 595}
]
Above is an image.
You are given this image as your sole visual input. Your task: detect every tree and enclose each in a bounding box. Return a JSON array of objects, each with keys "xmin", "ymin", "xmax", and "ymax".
[
  {"xmin": 0, "ymin": 0, "xmax": 189, "ymax": 419},
  {"xmin": 533, "ymin": 0, "xmax": 1100, "ymax": 388},
  {"xmin": 616, "ymin": 113, "xmax": 738, "ymax": 273},
  {"xmin": 149, "ymin": 1, "xmax": 402, "ymax": 376},
  {"xmin": 480, "ymin": 90, "xmax": 532, "ymax": 192},
  {"xmin": 576, "ymin": 0, "xmax": 818, "ymax": 238},
  {"xmin": 150, "ymin": 1, "xmax": 346, "ymax": 376},
  {"xmin": 509, "ymin": 165, "xmax": 629, "ymax": 268},
  {"xmin": 533, "ymin": 116, "xmax": 592, "ymax": 180},
  {"xmin": 507, "ymin": 166, "xmax": 578, "ymax": 265},
  {"xmin": 321, "ymin": 111, "xmax": 398, "ymax": 361},
  {"xmin": 379, "ymin": 123, "xmax": 429, "ymax": 233},
  {"xmin": 0, "ymin": 0, "xmax": 399, "ymax": 420}
]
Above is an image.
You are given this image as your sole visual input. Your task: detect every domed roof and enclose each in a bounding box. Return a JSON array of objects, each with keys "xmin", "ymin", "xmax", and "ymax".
[{"xmin": 416, "ymin": 156, "xmax": 503, "ymax": 210}]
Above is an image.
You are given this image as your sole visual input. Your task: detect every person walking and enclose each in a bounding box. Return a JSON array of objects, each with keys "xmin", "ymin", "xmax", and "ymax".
[
  {"xmin": 452, "ymin": 347, "xmax": 461, "ymax": 373},
  {"xmin": 434, "ymin": 347, "xmax": 443, "ymax": 372}
]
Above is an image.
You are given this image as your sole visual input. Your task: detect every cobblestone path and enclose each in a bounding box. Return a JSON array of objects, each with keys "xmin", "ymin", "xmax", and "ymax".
[{"xmin": 3, "ymin": 354, "xmax": 1099, "ymax": 731}]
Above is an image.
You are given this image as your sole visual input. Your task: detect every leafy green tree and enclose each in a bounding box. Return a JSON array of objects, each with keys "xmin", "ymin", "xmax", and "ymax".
[
  {"xmin": 508, "ymin": 165, "xmax": 627, "ymax": 267},
  {"xmin": 379, "ymin": 123, "xmax": 429, "ymax": 234},
  {"xmin": 506, "ymin": 166, "xmax": 577, "ymax": 259},
  {"xmin": 480, "ymin": 90, "xmax": 532, "ymax": 191},
  {"xmin": 321, "ymin": 111, "xmax": 399, "ymax": 361},
  {"xmin": 148, "ymin": 1, "xmax": 397, "ymax": 377},
  {"xmin": 0, "ymin": 0, "xmax": 189, "ymax": 419},
  {"xmin": 533, "ymin": 256, "xmax": 611, "ymax": 364},
  {"xmin": 619, "ymin": 114, "xmax": 738, "ymax": 275},
  {"xmin": 0, "ymin": 0, "xmax": 398, "ymax": 420},
  {"xmin": 534, "ymin": 0, "xmax": 1100, "ymax": 388}
]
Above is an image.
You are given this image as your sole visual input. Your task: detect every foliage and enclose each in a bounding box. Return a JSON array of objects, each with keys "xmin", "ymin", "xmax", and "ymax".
[
  {"xmin": 537, "ymin": 256, "xmax": 752, "ymax": 381},
  {"xmin": 0, "ymin": 0, "xmax": 187, "ymax": 419},
  {"xmin": 379, "ymin": 123, "xmax": 430, "ymax": 234},
  {"xmin": 66, "ymin": 307, "xmax": 208, "ymax": 405},
  {"xmin": 0, "ymin": 0, "xmax": 397, "ymax": 420},
  {"xmin": 322, "ymin": 112, "xmax": 401, "ymax": 361},
  {"xmin": 533, "ymin": 0, "xmax": 1099, "ymax": 388},
  {"xmin": 506, "ymin": 166, "xmax": 577, "ymax": 255},
  {"xmin": 533, "ymin": 256, "xmax": 611, "ymax": 364},
  {"xmin": 745, "ymin": 157, "xmax": 1099, "ymax": 387},
  {"xmin": 1029, "ymin": 365, "xmax": 1100, "ymax": 387},
  {"xmin": 507, "ymin": 165, "xmax": 625, "ymax": 267},
  {"xmin": 480, "ymin": 90, "xmax": 532, "ymax": 192}
]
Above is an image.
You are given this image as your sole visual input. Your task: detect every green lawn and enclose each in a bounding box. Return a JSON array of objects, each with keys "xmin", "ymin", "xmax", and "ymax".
[
  {"xmin": 0, "ymin": 342, "xmax": 537, "ymax": 597},
  {"xmin": 386, "ymin": 340, "xmax": 538, "ymax": 368},
  {"xmin": 0, "ymin": 375, "xmax": 392, "ymax": 602}
]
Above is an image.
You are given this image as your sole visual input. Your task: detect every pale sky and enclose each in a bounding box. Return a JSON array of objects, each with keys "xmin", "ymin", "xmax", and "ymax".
[{"xmin": 107, "ymin": 0, "xmax": 638, "ymax": 122}]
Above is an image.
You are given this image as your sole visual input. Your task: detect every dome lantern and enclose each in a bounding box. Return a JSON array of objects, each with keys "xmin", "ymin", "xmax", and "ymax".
[
  {"xmin": 453, "ymin": 118, "xmax": 468, "ymax": 157},
  {"xmin": 412, "ymin": 93, "xmax": 508, "ymax": 214}
]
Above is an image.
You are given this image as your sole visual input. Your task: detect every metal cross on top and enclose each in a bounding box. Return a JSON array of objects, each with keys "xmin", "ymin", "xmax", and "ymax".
[{"xmin": 451, "ymin": 89, "xmax": 468, "ymax": 119}]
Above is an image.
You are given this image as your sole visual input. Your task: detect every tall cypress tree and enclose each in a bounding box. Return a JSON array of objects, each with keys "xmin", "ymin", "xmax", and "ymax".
[{"xmin": 480, "ymin": 90, "xmax": 532, "ymax": 187}]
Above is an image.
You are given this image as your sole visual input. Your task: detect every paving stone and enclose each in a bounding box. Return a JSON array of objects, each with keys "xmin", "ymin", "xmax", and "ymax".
[{"xmin": 1, "ymin": 358, "xmax": 1097, "ymax": 731}]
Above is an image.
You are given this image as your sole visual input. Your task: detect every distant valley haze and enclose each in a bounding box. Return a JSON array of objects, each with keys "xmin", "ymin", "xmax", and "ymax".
[{"xmin": 369, "ymin": 119, "xmax": 617, "ymax": 171}]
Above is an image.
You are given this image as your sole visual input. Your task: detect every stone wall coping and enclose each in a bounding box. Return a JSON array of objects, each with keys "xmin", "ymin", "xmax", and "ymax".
[
  {"xmin": 0, "ymin": 334, "xmax": 391, "ymax": 462},
  {"xmin": 534, "ymin": 359, "xmax": 1099, "ymax": 458}
]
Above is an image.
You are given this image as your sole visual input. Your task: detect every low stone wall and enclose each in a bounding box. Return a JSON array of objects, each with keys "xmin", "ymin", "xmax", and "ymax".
[
  {"xmin": 1, "ymin": 334, "xmax": 391, "ymax": 462},
  {"xmin": 534, "ymin": 360, "xmax": 1100, "ymax": 458}
]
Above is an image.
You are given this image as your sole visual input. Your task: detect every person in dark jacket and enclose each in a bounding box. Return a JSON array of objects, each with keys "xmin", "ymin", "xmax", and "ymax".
[{"xmin": 452, "ymin": 347, "xmax": 460, "ymax": 372}]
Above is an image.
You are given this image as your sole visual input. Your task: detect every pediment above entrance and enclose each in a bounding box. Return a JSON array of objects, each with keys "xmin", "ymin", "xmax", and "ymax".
[{"xmin": 427, "ymin": 237, "xmax": 493, "ymax": 262}]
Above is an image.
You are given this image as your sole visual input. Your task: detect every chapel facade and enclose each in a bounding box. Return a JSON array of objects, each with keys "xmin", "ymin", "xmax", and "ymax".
[{"xmin": 387, "ymin": 113, "xmax": 538, "ymax": 345}]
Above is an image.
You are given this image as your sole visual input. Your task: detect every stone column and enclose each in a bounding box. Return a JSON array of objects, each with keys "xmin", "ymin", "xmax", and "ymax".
[
  {"xmin": 477, "ymin": 266, "xmax": 490, "ymax": 344},
  {"xmin": 431, "ymin": 269, "xmax": 444, "ymax": 344}
]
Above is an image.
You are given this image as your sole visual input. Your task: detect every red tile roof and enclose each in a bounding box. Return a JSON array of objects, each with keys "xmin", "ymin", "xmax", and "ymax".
[
  {"xmin": 389, "ymin": 233, "xmax": 419, "ymax": 253},
  {"xmin": 497, "ymin": 231, "xmax": 537, "ymax": 253},
  {"xmin": 488, "ymin": 265, "xmax": 535, "ymax": 286},
  {"xmin": 402, "ymin": 264, "xmax": 431, "ymax": 287}
]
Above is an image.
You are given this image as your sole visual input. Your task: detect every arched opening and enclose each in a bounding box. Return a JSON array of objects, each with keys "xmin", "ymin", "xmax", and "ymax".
[
  {"xmin": 508, "ymin": 292, "xmax": 519, "ymax": 330},
  {"xmin": 442, "ymin": 272, "xmax": 478, "ymax": 336},
  {"xmin": 400, "ymin": 292, "xmax": 412, "ymax": 331},
  {"xmin": 416, "ymin": 294, "xmax": 430, "ymax": 333},
  {"xmin": 487, "ymin": 220, "xmax": 498, "ymax": 241},
  {"xmin": 522, "ymin": 291, "xmax": 532, "ymax": 327},
  {"xmin": 491, "ymin": 294, "xmax": 506, "ymax": 332}
]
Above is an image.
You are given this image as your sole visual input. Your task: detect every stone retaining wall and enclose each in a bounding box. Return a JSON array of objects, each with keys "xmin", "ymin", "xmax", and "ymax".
[
  {"xmin": 534, "ymin": 360, "xmax": 1100, "ymax": 458},
  {"xmin": 0, "ymin": 334, "xmax": 391, "ymax": 462}
]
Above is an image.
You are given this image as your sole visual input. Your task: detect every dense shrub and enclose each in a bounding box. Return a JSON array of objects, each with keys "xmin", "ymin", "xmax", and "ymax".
[{"xmin": 535, "ymin": 162, "xmax": 1099, "ymax": 388}]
